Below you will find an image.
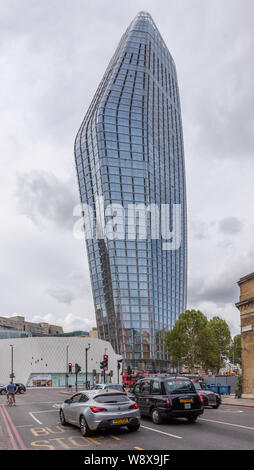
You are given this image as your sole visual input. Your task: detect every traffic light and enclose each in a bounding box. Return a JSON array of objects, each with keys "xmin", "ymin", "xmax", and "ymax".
[
  {"xmin": 100, "ymin": 355, "xmax": 108, "ymax": 371},
  {"xmin": 68, "ymin": 363, "xmax": 72, "ymax": 374},
  {"xmin": 75, "ymin": 363, "xmax": 81, "ymax": 374},
  {"xmin": 104, "ymin": 354, "xmax": 108, "ymax": 370}
]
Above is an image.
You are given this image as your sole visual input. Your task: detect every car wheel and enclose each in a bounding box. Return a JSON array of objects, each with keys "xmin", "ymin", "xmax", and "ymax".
[
  {"xmin": 80, "ymin": 416, "xmax": 91, "ymax": 436},
  {"xmin": 151, "ymin": 407, "xmax": 163, "ymax": 425},
  {"xmin": 127, "ymin": 423, "xmax": 140, "ymax": 432},
  {"xmin": 187, "ymin": 416, "xmax": 198, "ymax": 423},
  {"xmin": 59, "ymin": 409, "xmax": 67, "ymax": 426},
  {"xmin": 212, "ymin": 404, "xmax": 219, "ymax": 409},
  {"xmin": 19, "ymin": 389, "xmax": 25, "ymax": 394}
]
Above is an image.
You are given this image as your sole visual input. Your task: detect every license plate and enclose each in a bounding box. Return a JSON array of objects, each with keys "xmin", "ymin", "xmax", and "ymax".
[
  {"xmin": 180, "ymin": 399, "xmax": 193, "ymax": 403},
  {"xmin": 184, "ymin": 403, "xmax": 191, "ymax": 409},
  {"xmin": 112, "ymin": 418, "xmax": 128, "ymax": 424}
]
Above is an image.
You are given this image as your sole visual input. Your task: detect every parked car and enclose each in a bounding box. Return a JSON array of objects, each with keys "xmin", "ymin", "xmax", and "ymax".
[
  {"xmin": 192, "ymin": 381, "xmax": 221, "ymax": 408},
  {"xmin": 129, "ymin": 375, "xmax": 204, "ymax": 424},
  {"xmin": 91, "ymin": 383, "xmax": 126, "ymax": 393},
  {"xmin": 0, "ymin": 383, "xmax": 26, "ymax": 395},
  {"xmin": 60, "ymin": 389, "xmax": 140, "ymax": 436}
]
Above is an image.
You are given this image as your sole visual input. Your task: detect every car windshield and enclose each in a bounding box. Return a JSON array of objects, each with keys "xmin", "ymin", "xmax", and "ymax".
[
  {"xmin": 94, "ymin": 393, "xmax": 129, "ymax": 403},
  {"xmin": 193, "ymin": 382, "xmax": 202, "ymax": 390},
  {"xmin": 164, "ymin": 380, "xmax": 195, "ymax": 394}
]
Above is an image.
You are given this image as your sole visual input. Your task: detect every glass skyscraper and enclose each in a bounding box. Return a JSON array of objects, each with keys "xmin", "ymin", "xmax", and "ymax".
[{"xmin": 74, "ymin": 12, "xmax": 187, "ymax": 370}]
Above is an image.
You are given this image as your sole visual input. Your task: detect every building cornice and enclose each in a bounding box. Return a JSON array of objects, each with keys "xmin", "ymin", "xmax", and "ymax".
[{"xmin": 237, "ymin": 272, "xmax": 254, "ymax": 286}]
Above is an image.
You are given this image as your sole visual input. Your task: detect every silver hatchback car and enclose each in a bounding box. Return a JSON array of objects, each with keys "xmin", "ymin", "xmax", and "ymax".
[{"xmin": 60, "ymin": 390, "xmax": 140, "ymax": 436}]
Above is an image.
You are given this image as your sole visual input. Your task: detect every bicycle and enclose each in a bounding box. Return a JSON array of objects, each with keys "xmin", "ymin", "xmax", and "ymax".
[{"xmin": 7, "ymin": 394, "xmax": 15, "ymax": 406}]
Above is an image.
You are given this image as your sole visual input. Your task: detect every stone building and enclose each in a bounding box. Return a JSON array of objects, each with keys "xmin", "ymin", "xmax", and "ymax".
[
  {"xmin": 0, "ymin": 315, "xmax": 63, "ymax": 336},
  {"xmin": 236, "ymin": 272, "xmax": 254, "ymax": 399}
]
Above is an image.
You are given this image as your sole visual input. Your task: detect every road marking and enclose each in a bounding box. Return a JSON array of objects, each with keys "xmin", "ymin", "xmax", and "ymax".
[
  {"xmin": 29, "ymin": 412, "xmax": 42, "ymax": 425},
  {"xmin": 16, "ymin": 424, "xmax": 35, "ymax": 428},
  {"xmin": 109, "ymin": 434, "xmax": 121, "ymax": 440},
  {"xmin": 31, "ymin": 409, "xmax": 59, "ymax": 414},
  {"xmin": 28, "ymin": 409, "xmax": 59, "ymax": 424},
  {"xmin": 84, "ymin": 436, "xmax": 101, "ymax": 445},
  {"xmin": 134, "ymin": 446, "xmax": 144, "ymax": 450},
  {"xmin": 1, "ymin": 405, "xmax": 27, "ymax": 450},
  {"xmin": 200, "ymin": 417, "xmax": 254, "ymax": 431},
  {"xmin": 141, "ymin": 425, "xmax": 182, "ymax": 439},
  {"xmin": 52, "ymin": 404, "xmax": 61, "ymax": 408},
  {"xmin": 0, "ymin": 406, "xmax": 18, "ymax": 450}
]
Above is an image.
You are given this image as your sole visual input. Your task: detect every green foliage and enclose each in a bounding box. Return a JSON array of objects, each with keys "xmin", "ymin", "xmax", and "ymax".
[
  {"xmin": 228, "ymin": 334, "xmax": 241, "ymax": 364},
  {"xmin": 236, "ymin": 376, "xmax": 242, "ymax": 391},
  {"xmin": 164, "ymin": 310, "xmax": 232, "ymax": 373},
  {"xmin": 208, "ymin": 317, "xmax": 231, "ymax": 372}
]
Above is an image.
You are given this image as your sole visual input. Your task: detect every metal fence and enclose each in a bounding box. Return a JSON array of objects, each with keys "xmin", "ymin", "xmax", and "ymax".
[{"xmin": 204, "ymin": 376, "xmax": 238, "ymax": 394}]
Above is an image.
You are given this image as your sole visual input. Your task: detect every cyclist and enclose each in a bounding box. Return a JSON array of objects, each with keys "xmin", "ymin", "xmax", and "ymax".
[{"xmin": 6, "ymin": 381, "xmax": 17, "ymax": 406}]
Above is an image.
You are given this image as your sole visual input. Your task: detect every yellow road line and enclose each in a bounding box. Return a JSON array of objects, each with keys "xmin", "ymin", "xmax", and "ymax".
[
  {"xmin": 134, "ymin": 446, "xmax": 144, "ymax": 450},
  {"xmin": 84, "ymin": 436, "xmax": 101, "ymax": 445},
  {"xmin": 109, "ymin": 434, "xmax": 121, "ymax": 440}
]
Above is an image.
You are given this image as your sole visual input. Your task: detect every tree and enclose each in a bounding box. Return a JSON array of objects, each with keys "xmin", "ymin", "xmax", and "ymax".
[
  {"xmin": 164, "ymin": 309, "xmax": 208, "ymax": 372},
  {"xmin": 198, "ymin": 325, "xmax": 221, "ymax": 374},
  {"xmin": 228, "ymin": 334, "xmax": 241, "ymax": 365},
  {"xmin": 208, "ymin": 317, "xmax": 231, "ymax": 372}
]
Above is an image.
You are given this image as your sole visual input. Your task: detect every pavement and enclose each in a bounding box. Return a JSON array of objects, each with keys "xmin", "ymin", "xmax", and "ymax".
[
  {"xmin": 1, "ymin": 388, "xmax": 254, "ymax": 450},
  {"xmin": 221, "ymin": 394, "xmax": 254, "ymax": 407}
]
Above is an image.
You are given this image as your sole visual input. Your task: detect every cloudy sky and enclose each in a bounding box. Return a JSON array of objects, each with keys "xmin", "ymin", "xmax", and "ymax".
[{"xmin": 1, "ymin": 0, "xmax": 253, "ymax": 335}]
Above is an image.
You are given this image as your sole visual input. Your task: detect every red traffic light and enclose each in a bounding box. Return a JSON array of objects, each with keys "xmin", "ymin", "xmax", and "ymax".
[
  {"xmin": 68, "ymin": 363, "xmax": 72, "ymax": 373},
  {"xmin": 104, "ymin": 355, "xmax": 108, "ymax": 359}
]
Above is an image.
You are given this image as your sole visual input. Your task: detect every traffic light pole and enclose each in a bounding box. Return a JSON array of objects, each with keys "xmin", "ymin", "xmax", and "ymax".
[
  {"xmin": 85, "ymin": 344, "xmax": 90, "ymax": 389},
  {"xmin": 66, "ymin": 345, "xmax": 69, "ymax": 388}
]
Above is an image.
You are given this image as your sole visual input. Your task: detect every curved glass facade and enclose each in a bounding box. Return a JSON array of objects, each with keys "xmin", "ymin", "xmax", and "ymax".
[{"xmin": 74, "ymin": 12, "xmax": 187, "ymax": 370}]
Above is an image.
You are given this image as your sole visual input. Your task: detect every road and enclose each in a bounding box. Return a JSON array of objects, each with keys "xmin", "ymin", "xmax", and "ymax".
[{"xmin": 1, "ymin": 389, "xmax": 254, "ymax": 450}]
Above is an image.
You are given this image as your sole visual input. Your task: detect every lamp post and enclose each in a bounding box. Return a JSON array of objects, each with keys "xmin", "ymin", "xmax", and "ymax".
[
  {"xmin": 117, "ymin": 359, "xmax": 123, "ymax": 384},
  {"xmin": 10, "ymin": 345, "xmax": 14, "ymax": 380},
  {"xmin": 85, "ymin": 344, "xmax": 91, "ymax": 389},
  {"xmin": 66, "ymin": 345, "xmax": 69, "ymax": 388}
]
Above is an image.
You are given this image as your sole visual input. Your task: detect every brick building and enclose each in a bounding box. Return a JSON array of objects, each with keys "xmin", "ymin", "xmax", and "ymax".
[{"xmin": 236, "ymin": 273, "xmax": 254, "ymax": 399}]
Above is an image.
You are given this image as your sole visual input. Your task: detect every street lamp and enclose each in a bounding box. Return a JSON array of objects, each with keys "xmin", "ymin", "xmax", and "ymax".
[
  {"xmin": 117, "ymin": 359, "xmax": 123, "ymax": 384},
  {"xmin": 10, "ymin": 345, "xmax": 14, "ymax": 380},
  {"xmin": 85, "ymin": 343, "xmax": 91, "ymax": 388},
  {"xmin": 66, "ymin": 345, "xmax": 69, "ymax": 388}
]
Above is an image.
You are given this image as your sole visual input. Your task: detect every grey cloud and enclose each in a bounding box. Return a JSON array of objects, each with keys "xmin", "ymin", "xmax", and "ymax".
[
  {"xmin": 218, "ymin": 217, "xmax": 243, "ymax": 235},
  {"xmin": 188, "ymin": 249, "xmax": 254, "ymax": 307},
  {"xmin": 46, "ymin": 270, "xmax": 92, "ymax": 305},
  {"xmin": 194, "ymin": 22, "xmax": 254, "ymax": 161},
  {"xmin": 15, "ymin": 170, "xmax": 79, "ymax": 230},
  {"xmin": 190, "ymin": 281, "xmax": 238, "ymax": 306},
  {"xmin": 47, "ymin": 287, "xmax": 75, "ymax": 305}
]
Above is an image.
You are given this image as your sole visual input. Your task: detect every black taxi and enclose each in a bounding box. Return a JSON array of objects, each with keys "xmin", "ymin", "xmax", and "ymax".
[{"xmin": 129, "ymin": 375, "xmax": 204, "ymax": 424}]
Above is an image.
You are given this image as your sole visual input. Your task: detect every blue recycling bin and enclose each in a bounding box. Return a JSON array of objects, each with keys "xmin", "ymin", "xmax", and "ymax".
[
  {"xmin": 218, "ymin": 385, "xmax": 231, "ymax": 395},
  {"xmin": 208, "ymin": 384, "xmax": 219, "ymax": 393}
]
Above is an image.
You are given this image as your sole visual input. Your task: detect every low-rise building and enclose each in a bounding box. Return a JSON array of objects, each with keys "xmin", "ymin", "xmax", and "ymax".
[
  {"xmin": 0, "ymin": 315, "xmax": 63, "ymax": 336},
  {"xmin": 0, "ymin": 336, "xmax": 122, "ymax": 387}
]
